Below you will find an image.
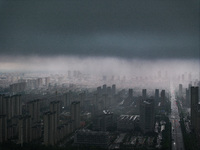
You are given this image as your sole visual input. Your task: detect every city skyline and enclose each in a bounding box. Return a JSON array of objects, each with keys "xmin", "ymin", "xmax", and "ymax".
[{"xmin": 0, "ymin": 1, "xmax": 199, "ymax": 149}]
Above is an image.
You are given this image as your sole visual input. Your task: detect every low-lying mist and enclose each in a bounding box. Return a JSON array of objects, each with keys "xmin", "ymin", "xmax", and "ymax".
[
  {"xmin": 0, "ymin": 55, "xmax": 198, "ymax": 76},
  {"xmin": 0, "ymin": 55, "xmax": 199, "ymax": 90}
]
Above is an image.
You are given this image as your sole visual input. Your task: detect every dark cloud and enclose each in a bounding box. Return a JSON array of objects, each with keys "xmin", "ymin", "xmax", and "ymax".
[{"xmin": 0, "ymin": 0, "xmax": 199, "ymax": 59}]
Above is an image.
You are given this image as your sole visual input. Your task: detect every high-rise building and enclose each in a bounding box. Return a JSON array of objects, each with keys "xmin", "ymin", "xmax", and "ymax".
[
  {"xmin": 0, "ymin": 95, "xmax": 3, "ymax": 115},
  {"xmin": 36, "ymin": 78, "xmax": 43, "ymax": 88},
  {"xmin": 188, "ymin": 83, "xmax": 192, "ymax": 107},
  {"xmin": 186, "ymin": 88, "xmax": 190, "ymax": 108},
  {"xmin": 10, "ymin": 82, "xmax": 27, "ymax": 93},
  {"xmin": 28, "ymin": 99, "xmax": 40, "ymax": 123},
  {"xmin": 142, "ymin": 89, "xmax": 147, "ymax": 99},
  {"xmin": 97, "ymin": 86, "xmax": 102, "ymax": 95},
  {"xmin": 0, "ymin": 115, "xmax": 7, "ymax": 143},
  {"xmin": 50, "ymin": 101, "xmax": 60, "ymax": 120},
  {"xmin": 49, "ymin": 100, "xmax": 60, "ymax": 143},
  {"xmin": 161, "ymin": 90, "xmax": 165, "ymax": 101},
  {"xmin": 111, "ymin": 84, "xmax": 116, "ymax": 95},
  {"xmin": 14, "ymin": 94, "xmax": 22, "ymax": 116},
  {"xmin": 45, "ymin": 77, "xmax": 50, "ymax": 87},
  {"xmin": 179, "ymin": 84, "xmax": 183, "ymax": 98},
  {"xmin": 190, "ymin": 86, "xmax": 200, "ymax": 144},
  {"xmin": 18, "ymin": 115, "xmax": 32, "ymax": 145},
  {"xmin": 93, "ymin": 110, "xmax": 113, "ymax": 131},
  {"xmin": 102, "ymin": 84, "xmax": 107, "ymax": 94},
  {"xmin": 79, "ymin": 93, "xmax": 85, "ymax": 108},
  {"xmin": 128, "ymin": 89, "xmax": 133, "ymax": 98},
  {"xmin": 70, "ymin": 101, "xmax": 80, "ymax": 129},
  {"xmin": 155, "ymin": 89, "xmax": 159, "ymax": 101},
  {"xmin": 64, "ymin": 91, "xmax": 72, "ymax": 108},
  {"xmin": 140, "ymin": 99, "xmax": 155, "ymax": 133},
  {"xmin": 107, "ymin": 87, "xmax": 111, "ymax": 95},
  {"xmin": 103, "ymin": 94, "xmax": 108, "ymax": 109},
  {"xmin": 44, "ymin": 111, "xmax": 57, "ymax": 146},
  {"xmin": 191, "ymin": 87, "xmax": 199, "ymax": 130},
  {"xmin": 0, "ymin": 95, "xmax": 22, "ymax": 119}
]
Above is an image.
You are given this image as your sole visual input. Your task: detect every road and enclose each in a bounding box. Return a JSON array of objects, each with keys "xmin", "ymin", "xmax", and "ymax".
[{"xmin": 170, "ymin": 83, "xmax": 185, "ymax": 150}]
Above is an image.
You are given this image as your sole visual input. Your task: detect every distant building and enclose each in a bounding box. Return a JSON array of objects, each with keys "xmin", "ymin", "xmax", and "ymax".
[
  {"xmin": 102, "ymin": 84, "xmax": 107, "ymax": 94},
  {"xmin": 50, "ymin": 101, "xmax": 60, "ymax": 121},
  {"xmin": 142, "ymin": 89, "xmax": 147, "ymax": 99},
  {"xmin": 112, "ymin": 84, "xmax": 116, "ymax": 95},
  {"xmin": 18, "ymin": 115, "xmax": 32, "ymax": 144},
  {"xmin": 186, "ymin": 88, "xmax": 190, "ymax": 108},
  {"xmin": 93, "ymin": 110, "xmax": 113, "ymax": 131},
  {"xmin": 179, "ymin": 84, "xmax": 183, "ymax": 98},
  {"xmin": 28, "ymin": 99, "xmax": 40, "ymax": 123},
  {"xmin": 161, "ymin": 90, "xmax": 165, "ymax": 101},
  {"xmin": 36, "ymin": 78, "xmax": 43, "ymax": 88},
  {"xmin": 64, "ymin": 91, "xmax": 72, "ymax": 108},
  {"xmin": 74, "ymin": 129, "xmax": 109, "ymax": 148},
  {"xmin": 190, "ymin": 86, "xmax": 200, "ymax": 144},
  {"xmin": 43, "ymin": 111, "xmax": 57, "ymax": 146},
  {"xmin": 70, "ymin": 101, "xmax": 80, "ymax": 129},
  {"xmin": 140, "ymin": 99, "xmax": 155, "ymax": 133},
  {"xmin": 128, "ymin": 89, "xmax": 133, "ymax": 98},
  {"xmin": 123, "ymin": 89, "xmax": 134, "ymax": 106},
  {"xmin": 10, "ymin": 82, "xmax": 27, "ymax": 93},
  {"xmin": 45, "ymin": 77, "xmax": 50, "ymax": 87},
  {"xmin": 155, "ymin": 89, "xmax": 159, "ymax": 101}
]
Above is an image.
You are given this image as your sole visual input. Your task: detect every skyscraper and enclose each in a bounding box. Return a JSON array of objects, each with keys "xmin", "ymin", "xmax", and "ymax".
[
  {"xmin": 45, "ymin": 77, "xmax": 50, "ymax": 87},
  {"xmin": 28, "ymin": 99, "xmax": 40, "ymax": 123},
  {"xmin": 128, "ymin": 89, "xmax": 133, "ymax": 98},
  {"xmin": 50, "ymin": 101, "xmax": 60, "ymax": 121},
  {"xmin": 70, "ymin": 101, "xmax": 80, "ymax": 129},
  {"xmin": 186, "ymin": 88, "xmax": 190, "ymax": 108},
  {"xmin": 102, "ymin": 84, "xmax": 107, "ymax": 94},
  {"xmin": 142, "ymin": 89, "xmax": 147, "ymax": 100},
  {"xmin": 0, "ymin": 115, "xmax": 7, "ymax": 143},
  {"xmin": 18, "ymin": 115, "xmax": 31, "ymax": 145},
  {"xmin": 179, "ymin": 84, "xmax": 183, "ymax": 98},
  {"xmin": 44, "ymin": 111, "xmax": 57, "ymax": 146},
  {"xmin": 191, "ymin": 87, "xmax": 199, "ymax": 130},
  {"xmin": 155, "ymin": 89, "xmax": 159, "ymax": 101},
  {"xmin": 161, "ymin": 90, "xmax": 165, "ymax": 101},
  {"xmin": 190, "ymin": 86, "xmax": 200, "ymax": 143},
  {"xmin": 0, "ymin": 95, "xmax": 22, "ymax": 119},
  {"xmin": 140, "ymin": 99, "xmax": 155, "ymax": 133},
  {"xmin": 112, "ymin": 84, "xmax": 116, "ymax": 95}
]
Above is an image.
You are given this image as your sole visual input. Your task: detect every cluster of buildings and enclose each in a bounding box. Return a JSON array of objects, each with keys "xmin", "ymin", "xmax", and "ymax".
[
  {"xmin": 0, "ymin": 90, "xmax": 82, "ymax": 146},
  {"xmin": 0, "ymin": 72, "xmax": 173, "ymax": 149},
  {"xmin": 190, "ymin": 86, "xmax": 200, "ymax": 143},
  {"xmin": 8, "ymin": 77, "xmax": 51, "ymax": 93},
  {"xmin": 0, "ymin": 94, "xmax": 22, "ymax": 143},
  {"xmin": 10, "ymin": 82, "xmax": 27, "ymax": 93},
  {"xmin": 176, "ymin": 81, "xmax": 200, "ymax": 145}
]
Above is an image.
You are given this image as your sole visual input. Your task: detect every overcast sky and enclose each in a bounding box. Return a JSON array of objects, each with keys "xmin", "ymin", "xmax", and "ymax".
[{"xmin": 0, "ymin": 0, "xmax": 199, "ymax": 59}]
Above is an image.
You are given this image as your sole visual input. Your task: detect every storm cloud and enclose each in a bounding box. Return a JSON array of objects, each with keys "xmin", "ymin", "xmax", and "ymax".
[{"xmin": 0, "ymin": 0, "xmax": 199, "ymax": 59}]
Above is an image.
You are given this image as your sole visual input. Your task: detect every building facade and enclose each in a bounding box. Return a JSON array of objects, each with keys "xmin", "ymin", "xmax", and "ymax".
[{"xmin": 140, "ymin": 99, "xmax": 155, "ymax": 133}]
